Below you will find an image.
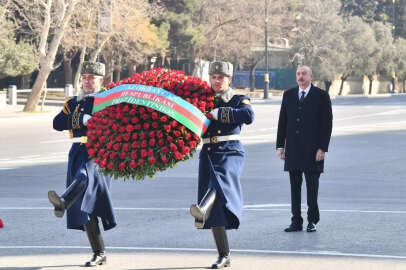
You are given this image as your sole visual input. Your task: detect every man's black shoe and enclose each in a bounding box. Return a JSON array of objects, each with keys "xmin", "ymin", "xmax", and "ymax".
[
  {"xmin": 307, "ymin": 222, "xmax": 317, "ymax": 232},
  {"xmin": 284, "ymin": 224, "xmax": 303, "ymax": 232}
]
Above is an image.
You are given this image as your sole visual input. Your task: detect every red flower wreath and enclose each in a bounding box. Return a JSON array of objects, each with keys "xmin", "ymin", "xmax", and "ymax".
[{"xmin": 85, "ymin": 68, "xmax": 215, "ymax": 180}]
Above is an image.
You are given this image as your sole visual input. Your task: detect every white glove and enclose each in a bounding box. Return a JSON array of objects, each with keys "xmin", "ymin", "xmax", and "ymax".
[
  {"xmin": 210, "ymin": 108, "xmax": 219, "ymax": 120},
  {"xmin": 83, "ymin": 114, "xmax": 92, "ymax": 126}
]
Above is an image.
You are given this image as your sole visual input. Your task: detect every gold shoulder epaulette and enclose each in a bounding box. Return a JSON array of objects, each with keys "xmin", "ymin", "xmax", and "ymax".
[
  {"xmin": 241, "ymin": 99, "xmax": 250, "ymax": 105},
  {"xmin": 62, "ymin": 97, "xmax": 72, "ymax": 115}
]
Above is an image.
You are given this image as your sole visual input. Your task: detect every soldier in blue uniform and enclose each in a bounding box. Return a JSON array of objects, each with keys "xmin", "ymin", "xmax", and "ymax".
[
  {"xmin": 48, "ymin": 62, "xmax": 116, "ymax": 267},
  {"xmin": 190, "ymin": 61, "xmax": 254, "ymax": 269}
]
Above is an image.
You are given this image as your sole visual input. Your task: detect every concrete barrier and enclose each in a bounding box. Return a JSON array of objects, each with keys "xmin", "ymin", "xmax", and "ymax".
[{"xmin": 7, "ymin": 85, "xmax": 17, "ymax": 105}]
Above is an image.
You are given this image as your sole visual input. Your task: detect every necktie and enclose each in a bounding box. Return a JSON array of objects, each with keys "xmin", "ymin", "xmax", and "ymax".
[{"xmin": 299, "ymin": 91, "xmax": 305, "ymax": 103}]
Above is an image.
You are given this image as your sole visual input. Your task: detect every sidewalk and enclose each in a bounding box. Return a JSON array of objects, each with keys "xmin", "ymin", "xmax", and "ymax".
[{"xmin": 0, "ymin": 251, "xmax": 405, "ymax": 270}]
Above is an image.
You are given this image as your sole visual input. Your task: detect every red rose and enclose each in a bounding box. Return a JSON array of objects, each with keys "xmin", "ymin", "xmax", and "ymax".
[
  {"xmin": 126, "ymin": 125, "xmax": 134, "ymax": 133},
  {"xmin": 169, "ymin": 143, "xmax": 177, "ymax": 152},
  {"xmin": 158, "ymin": 139, "xmax": 165, "ymax": 146},
  {"xmin": 123, "ymin": 133, "xmax": 130, "ymax": 142},
  {"xmin": 142, "ymin": 114, "xmax": 149, "ymax": 121},
  {"xmin": 88, "ymin": 148, "xmax": 96, "ymax": 157},
  {"xmin": 174, "ymin": 151, "xmax": 183, "ymax": 160},
  {"xmin": 140, "ymin": 149, "xmax": 147, "ymax": 158},
  {"xmin": 129, "ymin": 160, "xmax": 137, "ymax": 168},
  {"xmin": 132, "ymin": 133, "xmax": 138, "ymax": 140},
  {"xmin": 104, "ymin": 129, "xmax": 111, "ymax": 136},
  {"xmin": 189, "ymin": 141, "xmax": 197, "ymax": 148},
  {"xmin": 143, "ymin": 123, "xmax": 150, "ymax": 130},
  {"xmin": 119, "ymin": 152, "xmax": 126, "ymax": 159},
  {"xmin": 173, "ymin": 130, "xmax": 181, "ymax": 137},
  {"xmin": 139, "ymin": 107, "xmax": 146, "ymax": 114},
  {"xmin": 138, "ymin": 158, "xmax": 145, "ymax": 167},
  {"xmin": 132, "ymin": 141, "xmax": 139, "ymax": 149},
  {"xmin": 122, "ymin": 144, "xmax": 129, "ymax": 152},
  {"xmin": 103, "ymin": 152, "xmax": 109, "ymax": 159},
  {"xmin": 161, "ymin": 155, "xmax": 169, "ymax": 163},
  {"xmin": 135, "ymin": 124, "xmax": 141, "ymax": 130},
  {"xmin": 131, "ymin": 117, "xmax": 139, "ymax": 124},
  {"xmin": 162, "ymin": 146, "xmax": 169, "ymax": 154},
  {"xmin": 94, "ymin": 143, "xmax": 100, "ymax": 149},
  {"xmin": 123, "ymin": 105, "xmax": 130, "ymax": 112},
  {"xmin": 149, "ymin": 156, "xmax": 157, "ymax": 164},
  {"xmin": 177, "ymin": 140, "xmax": 185, "ymax": 147},
  {"xmin": 107, "ymin": 162, "xmax": 114, "ymax": 170},
  {"xmin": 119, "ymin": 126, "xmax": 125, "ymax": 133},
  {"xmin": 152, "ymin": 122, "xmax": 159, "ymax": 129},
  {"xmin": 171, "ymin": 120, "xmax": 178, "ymax": 128},
  {"xmin": 157, "ymin": 131, "xmax": 164, "ymax": 139},
  {"xmin": 164, "ymin": 125, "xmax": 171, "ymax": 132},
  {"xmin": 141, "ymin": 140, "xmax": 148, "ymax": 148},
  {"xmin": 167, "ymin": 136, "xmax": 173, "ymax": 142},
  {"xmin": 116, "ymin": 136, "xmax": 122, "ymax": 142},
  {"xmin": 182, "ymin": 146, "xmax": 190, "ymax": 155},
  {"xmin": 131, "ymin": 150, "xmax": 137, "ymax": 159},
  {"xmin": 148, "ymin": 149, "xmax": 154, "ymax": 157},
  {"xmin": 160, "ymin": 116, "xmax": 168, "ymax": 122},
  {"xmin": 106, "ymin": 82, "xmax": 116, "ymax": 89},
  {"xmin": 185, "ymin": 133, "xmax": 191, "ymax": 140},
  {"xmin": 112, "ymin": 124, "xmax": 118, "ymax": 131},
  {"xmin": 119, "ymin": 162, "xmax": 127, "ymax": 171},
  {"xmin": 140, "ymin": 132, "xmax": 146, "ymax": 140},
  {"xmin": 149, "ymin": 139, "xmax": 156, "ymax": 147},
  {"xmin": 122, "ymin": 117, "xmax": 129, "ymax": 124},
  {"xmin": 151, "ymin": 112, "xmax": 158, "ymax": 120},
  {"xmin": 113, "ymin": 144, "xmax": 120, "ymax": 151},
  {"xmin": 109, "ymin": 152, "xmax": 117, "ymax": 159},
  {"xmin": 148, "ymin": 131, "xmax": 155, "ymax": 138},
  {"xmin": 129, "ymin": 109, "xmax": 137, "ymax": 116},
  {"xmin": 100, "ymin": 159, "xmax": 107, "ymax": 168},
  {"xmin": 98, "ymin": 149, "xmax": 105, "ymax": 156}
]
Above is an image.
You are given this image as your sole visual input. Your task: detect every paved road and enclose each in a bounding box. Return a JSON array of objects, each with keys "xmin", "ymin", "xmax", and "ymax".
[{"xmin": 0, "ymin": 95, "xmax": 405, "ymax": 269}]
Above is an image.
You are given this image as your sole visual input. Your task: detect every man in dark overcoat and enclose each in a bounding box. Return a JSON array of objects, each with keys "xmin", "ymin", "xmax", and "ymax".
[
  {"xmin": 48, "ymin": 62, "xmax": 116, "ymax": 266},
  {"xmin": 276, "ymin": 65, "xmax": 332, "ymax": 233},
  {"xmin": 190, "ymin": 61, "xmax": 254, "ymax": 269}
]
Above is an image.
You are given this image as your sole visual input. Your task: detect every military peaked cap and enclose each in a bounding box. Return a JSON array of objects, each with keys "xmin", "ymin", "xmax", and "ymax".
[
  {"xmin": 81, "ymin": 61, "xmax": 105, "ymax": 76},
  {"xmin": 209, "ymin": 61, "xmax": 233, "ymax": 77}
]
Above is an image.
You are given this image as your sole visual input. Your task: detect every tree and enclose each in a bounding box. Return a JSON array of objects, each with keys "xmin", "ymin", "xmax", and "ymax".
[
  {"xmin": 0, "ymin": 7, "xmax": 36, "ymax": 79},
  {"xmin": 290, "ymin": 0, "xmax": 348, "ymax": 90},
  {"xmin": 10, "ymin": 0, "xmax": 80, "ymax": 112},
  {"xmin": 340, "ymin": 0, "xmax": 406, "ymax": 39},
  {"xmin": 393, "ymin": 37, "xmax": 406, "ymax": 92}
]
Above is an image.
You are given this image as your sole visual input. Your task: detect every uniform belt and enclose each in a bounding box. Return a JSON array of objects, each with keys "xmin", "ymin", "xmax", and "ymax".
[
  {"xmin": 202, "ymin": 135, "xmax": 240, "ymax": 144},
  {"xmin": 71, "ymin": 136, "xmax": 88, "ymax": 144}
]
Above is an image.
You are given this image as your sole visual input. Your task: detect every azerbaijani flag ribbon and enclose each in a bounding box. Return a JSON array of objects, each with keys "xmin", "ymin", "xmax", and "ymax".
[{"xmin": 92, "ymin": 84, "xmax": 210, "ymax": 137}]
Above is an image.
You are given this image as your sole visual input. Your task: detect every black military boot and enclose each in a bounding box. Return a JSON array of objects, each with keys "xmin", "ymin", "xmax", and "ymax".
[
  {"xmin": 84, "ymin": 216, "xmax": 107, "ymax": 267},
  {"xmin": 48, "ymin": 179, "xmax": 87, "ymax": 218},
  {"xmin": 211, "ymin": 226, "xmax": 230, "ymax": 269},
  {"xmin": 190, "ymin": 188, "xmax": 216, "ymax": 229}
]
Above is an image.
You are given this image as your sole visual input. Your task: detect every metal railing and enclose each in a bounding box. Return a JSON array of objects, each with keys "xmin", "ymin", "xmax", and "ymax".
[{"xmin": 5, "ymin": 84, "xmax": 74, "ymax": 111}]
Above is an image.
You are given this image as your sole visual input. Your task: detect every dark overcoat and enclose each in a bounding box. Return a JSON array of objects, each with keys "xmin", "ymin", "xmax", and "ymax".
[
  {"xmin": 53, "ymin": 96, "xmax": 116, "ymax": 231},
  {"xmin": 276, "ymin": 85, "xmax": 333, "ymax": 172},
  {"xmin": 198, "ymin": 94, "xmax": 254, "ymax": 230}
]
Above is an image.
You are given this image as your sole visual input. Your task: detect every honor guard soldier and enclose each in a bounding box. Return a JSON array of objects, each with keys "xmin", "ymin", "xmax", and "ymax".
[
  {"xmin": 190, "ymin": 61, "xmax": 254, "ymax": 269},
  {"xmin": 48, "ymin": 61, "xmax": 117, "ymax": 267}
]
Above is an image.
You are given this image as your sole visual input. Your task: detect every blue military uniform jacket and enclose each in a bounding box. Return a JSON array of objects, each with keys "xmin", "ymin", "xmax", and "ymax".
[
  {"xmin": 198, "ymin": 88, "xmax": 254, "ymax": 229},
  {"xmin": 53, "ymin": 96, "xmax": 116, "ymax": 231}
]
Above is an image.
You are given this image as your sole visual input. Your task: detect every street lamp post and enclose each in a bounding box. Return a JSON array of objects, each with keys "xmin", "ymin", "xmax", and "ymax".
[
  {"xmin": 264, "ymin": 0, "xmax": 269, "ymax": 99},
  {"xmin": 393, "ymin": 0, "xmax": 396, "ymax": 38}
]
